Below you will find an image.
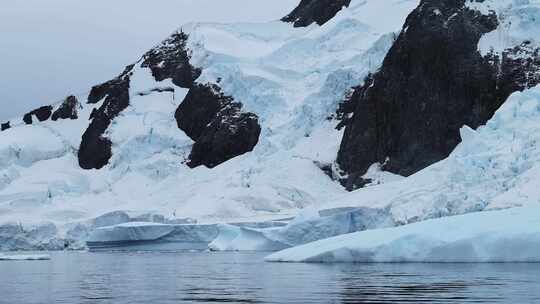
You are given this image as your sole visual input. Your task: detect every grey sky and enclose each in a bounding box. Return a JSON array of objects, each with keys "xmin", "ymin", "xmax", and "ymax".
[{"xmin": 0, "ymin": 0, "xmax": 297, "ymax": 121}]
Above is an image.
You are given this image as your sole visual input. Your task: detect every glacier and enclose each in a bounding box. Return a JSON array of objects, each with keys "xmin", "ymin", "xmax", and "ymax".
[
  {"xmin": 211, "ymin": 84, "xmax": 540, "ymax": 252},
  {"xmin": 1, "ymin": 0, "xmax": 540, "ymax": 254},
  {"xmin": 0, "ymin": 0, "xmax": 420, "ymax": 250}
]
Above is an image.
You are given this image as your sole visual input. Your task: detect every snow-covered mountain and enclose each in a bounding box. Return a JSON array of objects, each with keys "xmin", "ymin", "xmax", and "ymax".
[{"xmin": 1, "ymin": 0, "xmax": 540, "ymax": 254}]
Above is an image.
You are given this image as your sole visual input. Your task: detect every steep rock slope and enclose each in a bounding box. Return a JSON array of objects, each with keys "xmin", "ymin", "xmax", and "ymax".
[
  {"xmin": 282, "ymin": 0, "xmax": 351, "ymax": 27},
  {"xmin": 337, "ymin": 0, "xmax": 540, "ymax": 189},
  {"xmin": 176, "ymin": 84, "xmax": 261, "ymax": 168},
  {"xmin": 79, "ymin": 68, "xmax": 132, "ymax": 169}
]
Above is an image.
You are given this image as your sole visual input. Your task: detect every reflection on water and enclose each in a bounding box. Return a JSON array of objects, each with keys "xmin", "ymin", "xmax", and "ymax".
[{"xmin": 0, "ymin": 251, "xmax": 539, "ymax": 304}]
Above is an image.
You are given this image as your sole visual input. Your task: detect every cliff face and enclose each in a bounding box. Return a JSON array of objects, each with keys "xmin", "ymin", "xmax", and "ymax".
[
  {"xmin": 336, "ymin": 0, "xmax": 540, "ymax": 190},
  {"xmin": 141, "ymin": 31, "xmax": 201, "ymax": 89},
  {"xmin": 281, "ymin": 0, "xmax": 351, "ymax": 27},
  {"xmin": 175, "ymin": 84, "xmax": 260, "ymax": 168},
  {"xmin": 79, "ymin": 70, "xmax": 131, "ymax": 170}
]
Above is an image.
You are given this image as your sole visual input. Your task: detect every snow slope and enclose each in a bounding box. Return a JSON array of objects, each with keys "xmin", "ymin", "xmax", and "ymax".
[
  {"xmin": 266, "ymin": 206, "xmax": 540, "ymax": 263},
  {"xmin": 0, "ymin": 0, "xmax": 420, "ymax": 250},
  {"xmin": 467, "ymin": 0, "xmax": 540, "ymax": 55},
  {"xmin": 2, "ymin": 0, "xmax": 540, "ymax": 252},
  {"xmin": 208, "ymin": 85, "xmax": 540, "ymax": 252}
]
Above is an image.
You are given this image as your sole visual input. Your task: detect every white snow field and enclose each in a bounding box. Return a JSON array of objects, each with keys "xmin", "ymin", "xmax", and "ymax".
[
  {"xmin": 467, "ymin": 0, "xmax": 540, "ymax": 55},
  {"xmin": 265, "ymin": 206, "xmax": 540, "ymax": 263},
  {"xmin": 2, "ymin": 0, "xmax": 540, "ymax": 252}
]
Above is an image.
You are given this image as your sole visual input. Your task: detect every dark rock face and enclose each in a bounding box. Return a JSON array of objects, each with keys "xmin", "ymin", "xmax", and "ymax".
[
  {"xmin": 23, "ymin": 106, "xmax": 53, "ymax": 125},
  {"xmin": 282, "ymin": 0, "xmax": 351, "ymax": 27},
  {"xmin": 142, "ymin": 31, "xmax": 201, "ymax": 88},
  {"xmin": 337, "ymin": 0, "xmax": 540, "ymax": 190},
  {"xmin": 78, "ymin": 73, "xmax": 131, "ymax": 170},
  {"xmin": 1, "ymin": 122, "xmax": 10, "ymax": 131},
  {"xmin": 175, "ymin": 84, "xmax": 261, "ymax": 168},
  {"xmin": 52, "ymin": 95, "xmax": 79, "ymax": 121},
  {"xmin": 176, "ymin": 84, "xmax": 234, "ymax": 140},
  {"xmin": 88, "ymin": 65, "xmax": 134, "ymax": 104},
  {"xmin": 189, "ymin": 104, "xmax": 261, "ymax": 168}
]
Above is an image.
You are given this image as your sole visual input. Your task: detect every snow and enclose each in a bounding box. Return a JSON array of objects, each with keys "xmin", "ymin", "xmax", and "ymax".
[
  {"xmin": 301, "ymin": 85, "xmax": 540, "ymax": 227},
  {"xmin": 3, "ymin": 0, "xmax": 540, "ymax": 253},
  {"xmin": 209, "ymin": 224, "xmax": 289, "ymax": 252},
  {"xmin": 467, "ymin": 0, "xmax": 540, "ymax": 55},
  {"xmin": 0, "ymin": 0, "xmax": 422, "ymax": 251},
  {"xmin": 266, "ymin": 206, "xmax": 540, "ymax": 263},
  {"xmin": 0, "ymin": 0, "xmax": 300, "ymax": 121},
  {"xmin": 209, "ymin": 85, "xmax": 540, "ymax": 252},
  {"xmin": 0, "ymin": 254, "xmax": 51, "ymax": 261},
  {"xmin": 0, "ymin": 126, "xmax": 67, "ymax": 168}
]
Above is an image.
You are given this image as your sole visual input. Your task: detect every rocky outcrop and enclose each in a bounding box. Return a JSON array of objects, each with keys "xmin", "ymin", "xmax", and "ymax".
[
  {"xmin": 80, "ymin": 29, "xmax": 260, "ymax": 170},
  {"xmin": 141, "ymin": 31, "xmax": 201, "ymax": 88},
  {"xmin": 140, "ymin": 31, "xmax": 262, "ymax": 168},
  {"xmin": 189, "ymin": 104, "xmax": 261, "ymax": 168},
  {"xmin": 19, "ymin": 96, "xmax": 80, "ymax": 126},
  {"xmin": 337, "ymin": 0, "xmax": 540, "ymax": 190},
  {"xmin": 52, "ymin": 95, "xmax": 79, "ymax": 121},
  {"xmin": 87, "ymin": 64, "xmax": 134, "ymax": 104},
  {"xmin": 78, "ymin": 70, "xmax": 132, "ymax": 170},
  {"xmin": 22, "ymin": 106, "xmax": 53, "ymax": 125},
  {"xmin": 175, "ymin": 84, "xmax": 261, "ymax": 168},
  {"xmin": 282, "ymin": 0, "xmax": 351, "ymax": 27},
  {"xmin": 176, "ymin": 84, "xmax": 233, "ymax": 140},
  {"xmin": 1, "ymin": 122, "xmax": 10, "ymax": 131}
]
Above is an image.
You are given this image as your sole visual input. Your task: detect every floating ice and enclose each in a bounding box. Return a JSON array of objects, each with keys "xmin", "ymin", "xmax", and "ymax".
[
  {"xmin": 266, "ymin": 206, "xmax": 540, "ymax": 263},
  {"xmin": 0, "ymin": 254, "xmax": 51, "ymax": 261}
]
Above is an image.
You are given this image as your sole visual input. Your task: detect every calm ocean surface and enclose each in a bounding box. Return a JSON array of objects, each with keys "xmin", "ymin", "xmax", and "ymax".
[{"xmin": 1, "ymin": 251, "xmax": 539, "ymax": 303}]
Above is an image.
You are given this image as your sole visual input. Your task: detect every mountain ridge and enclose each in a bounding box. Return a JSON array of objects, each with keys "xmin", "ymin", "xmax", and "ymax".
[{"xmin": 1, "ymin": 0, "xmax": 539, "ymax": 251}]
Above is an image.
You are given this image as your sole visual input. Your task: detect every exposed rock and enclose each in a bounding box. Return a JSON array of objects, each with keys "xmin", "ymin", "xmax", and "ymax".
[
  {"xmin": 51, "ymin": 95, "xmax": 79, "ymax": 121},
  {"xmin": 189, "ymin": 104, "xmax": 261, "ymax": 168},
  {"xmin": 282, "ymin": 0, "xmax": 351, "ymax": 27},
  {"xmin": 22, "ymin": 105, "xmax": 53, "ymax": 125},
  {"xmin": 1, "ymin": 122, "xmax": 10, "ymax": 131},
  {"xmin": 175, "ymin": 84, "xmax": 261, "ymax": 168},
  {"xmin": 141, "ymin": 31, "xmax": 261, "ymax": 168},
  {"xmin": 176, "ymin": 84, "xmax": 234, "ymax": 141},
  {"xmin": 87, "ymin": 64, "xmax": 134, "ymax": 104},
  {"xmin": 78, "ymin": 72, "xmax": 131, "ymax": 170},
  {"xmin": 141, "ymin": 31, "xmax": 201, "ymax": 88},
  {"xmin": 337, "ymin": 0, "xmax": 540, "ymax": 190}
]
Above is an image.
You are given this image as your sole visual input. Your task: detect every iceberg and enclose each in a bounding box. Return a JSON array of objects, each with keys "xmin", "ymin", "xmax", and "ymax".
[
  {"xmin": 0, "ymin": 254, "xmax": 51, "ymax": 261},
  {"xmin": 86, "ymin": 222, "xmax": 219, "ymax": 251},
  {"xmin": 266, "ymin": 206, "xmax": 540, "ymax": 263},
  {"xmin": 210, "ymin": 207, "xmax": 394, "ymax": 251}
]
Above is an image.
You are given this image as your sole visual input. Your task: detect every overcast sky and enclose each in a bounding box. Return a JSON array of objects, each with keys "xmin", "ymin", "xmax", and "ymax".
[{"xmin": 0, "ymin": 0, "xmax": 297, "ymax": 121}]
